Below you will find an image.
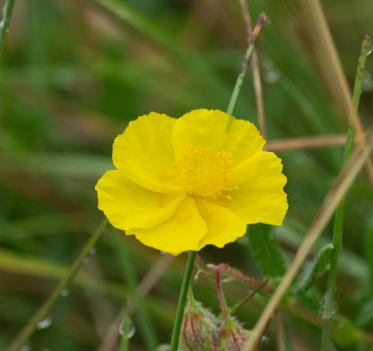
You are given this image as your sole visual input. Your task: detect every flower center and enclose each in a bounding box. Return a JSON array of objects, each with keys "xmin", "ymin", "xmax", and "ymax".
[{"xmin": 174, "ymin": 146, "xmax": 235, "ymax": 198}]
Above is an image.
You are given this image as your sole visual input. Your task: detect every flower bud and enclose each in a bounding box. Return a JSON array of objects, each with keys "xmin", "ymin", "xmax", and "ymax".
[
  {"xmin": 217, "ymin": 317, "xmax": 252, "ymax": 351},
  {"xmin": 180, "ymin": 300, "xmax": 217, "ymax": 351}
]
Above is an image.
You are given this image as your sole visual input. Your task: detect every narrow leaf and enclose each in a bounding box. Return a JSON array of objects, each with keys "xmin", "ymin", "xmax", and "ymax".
[{"xmin": 295, "ymin": 243, "xmax": 334, "ymax": 293}]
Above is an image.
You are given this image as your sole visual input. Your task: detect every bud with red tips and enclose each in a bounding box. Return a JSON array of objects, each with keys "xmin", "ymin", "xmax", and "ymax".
[
  {"xmin": 180, "ymin": 300, "xmax": 217, "ymax": 351},
  {"xmin": 216, "ymin": 317, "xmax": 252, "ymax": 351}
]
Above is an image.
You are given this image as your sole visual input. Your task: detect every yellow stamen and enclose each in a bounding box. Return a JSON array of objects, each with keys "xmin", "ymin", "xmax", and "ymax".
[{"xmin": 175, "ymin": 146, "xmax": 236, "ymax": 198}]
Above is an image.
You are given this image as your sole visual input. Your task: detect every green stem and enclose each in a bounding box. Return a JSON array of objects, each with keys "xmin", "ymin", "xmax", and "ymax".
[
  {"xmin": 226, "ymin": 13, "xmax": 268, "ymax": 116},
  {"xmin": 170, "ymin": 251, "xmax": 196, "ymax": 351},
  {"xmin": 0, "ymin": 0, "xmax": 16, "ymax": 55},
  {"xmin": 9, "ymin": 219, "xmax": 107, "ymax": 351},
  {"xmin": 120, "ymin": 311, "xmax": 131, "ymax": 351},
  {"xmin": 320, "ymin": 35, "xmax": 371, "ymax": 351}
]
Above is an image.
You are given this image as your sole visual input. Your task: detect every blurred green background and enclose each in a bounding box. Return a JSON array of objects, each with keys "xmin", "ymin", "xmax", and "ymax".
[{"xmin": 1, "ymin": 0, "xmax": 373, "ymax": 350}]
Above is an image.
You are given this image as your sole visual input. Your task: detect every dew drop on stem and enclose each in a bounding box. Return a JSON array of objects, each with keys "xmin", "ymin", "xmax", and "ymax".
[
  {"xmin": 118, "ymin": 317, "xmax": 136, "ymax": 339},
  {"xmin": 36, "ymin": 317, "xmax": 52, "ymax": 330}
]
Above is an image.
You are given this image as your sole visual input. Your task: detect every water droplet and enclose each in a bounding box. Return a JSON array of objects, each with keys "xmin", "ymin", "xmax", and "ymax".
[
  {"xmin": 60, "ymin": 289, "xmax": 70, "ymax": 298},
  {"xmin": 264, "ymin": 70, "xmax": 280, "ymax": 83},
  {"xmin": 36, "ymin": 317, "xmax": 52, "ymax": 330},
  {"xmin": 84, "ymin": 247, "xmax": 97, "ymax": 264},
  {"xmin": 20, "ymin": 344, "xmax": 31, "ymax": 351},
  {"xmin": 363, "ymin": 72, "xmax": 373, "ymax": 92},
  {"xmin": 319, "ymin": 295, "xmax": 338, "ymax": 319},
  {"xmin": 89, "ymin": 247, "xmax": 97, "ymax": 257},
  {"xmin": 260, "ymin": 335, "xmax": 269, "ymax": 346},
  {"xmin": 366, "ymin": 48, "xmax": 372, "ymax": 56},
  {"xmin": 118, "ymin": 318, "xmax": 136, "ymax": 339},
  {"xmin": 262, "ymin": 59, "xmax": 280, "ymax": 84},
  {"xmin": 156, "ymin": 345, "xmax": 171, "ymax": 351}
]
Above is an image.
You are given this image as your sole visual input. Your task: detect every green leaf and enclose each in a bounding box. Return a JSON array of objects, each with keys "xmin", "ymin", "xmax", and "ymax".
[
  {"xmin": 248, "ymin": 224, "xmax": 286, "ymax": 277},
  {"xmin": 295, "ymin": 243, "xmax": 334, "ymax": 294}
]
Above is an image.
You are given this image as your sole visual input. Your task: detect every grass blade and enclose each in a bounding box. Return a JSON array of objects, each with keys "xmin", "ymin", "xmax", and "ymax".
[
  {"xmin": 320, "ymin": 35, "xmax": 372, "ymax": 351},
  {"xmin": 8, "ymin": 219, "xmax": 107, "ymax": 351}
]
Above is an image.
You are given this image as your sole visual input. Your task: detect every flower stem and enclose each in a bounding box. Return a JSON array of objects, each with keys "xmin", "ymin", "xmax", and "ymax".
[
  {"xmin": 320, "ymin": 35, "xmax": 371, "ymax": 351},
  {"xmin": 8, "ymin": 219, "xmax": 107, "ymax": 351},
  {"xmin": 170, "ymin": 251, "xmax": 196, "ymax": 351},
  {"xmin": 169, "ymin": 13, "xmax": 269, "ymax": 350},
  {"xmin": 0, "ymin": 0, "xmax": 16, "ymax": 55}
]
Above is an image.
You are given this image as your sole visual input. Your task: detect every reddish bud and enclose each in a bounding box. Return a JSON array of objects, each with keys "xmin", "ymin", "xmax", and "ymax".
[
  {"xmin": 181, "ymin": 301, "xmax": 217, "ymax": 351},
  {"xmin": 216, "ymin": 317, "xmax": 252, "ymax": 351}
]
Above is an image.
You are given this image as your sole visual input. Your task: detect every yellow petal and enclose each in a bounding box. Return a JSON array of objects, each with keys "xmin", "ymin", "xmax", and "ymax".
[
  {"xmin": 172, "ymin": 109, "xmax": 230, "ymax": 158},
  {"xmin": 196, "ymin": 199, "xmax": 247, "ymax": 250},
  {"xmin": 172, "ymin": 109, "xmax": 265, "ymax": 166},
  {"xmin": 129, "ymin": 196, "xmax": 207, "ymax": 255},
  {"xmin": 96, "ymin": 170, "xmax": 185, "ymax": 230},
  {"xmin": 112, "ymin": 112, "xmax": 178, "ymax": 193},
  {"xmin": 228, "ymin": 151, "xmax": 288, "ymax": 225},
  {"xmin": 225, "ymin": 118, "xmax": 265, "ymax": 165}
]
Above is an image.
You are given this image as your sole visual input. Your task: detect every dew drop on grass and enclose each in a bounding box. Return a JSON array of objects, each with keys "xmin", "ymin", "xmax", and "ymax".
[
  {"xmin": 60, "ymin": 289, "xmax": 70, "ymax": 298},
  {"xmin": 118, "ymin": 318, "xmax": 136, "ymax": 339},
  {"xmin": 84, "ymin": 247, "xmax": 97, "ymax": 264},
  {"xmin": 36, "ymin": 317, "xmax": 52, "ymax": 330},
  {"xmin": 362, "ymin": 72, "xmax": 373, "ymax": 92}
]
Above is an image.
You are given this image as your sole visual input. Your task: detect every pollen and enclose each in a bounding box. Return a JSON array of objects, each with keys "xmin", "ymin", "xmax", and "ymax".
[{"xmin": 174, "ymin": 146, "xmax": 236, "ymax": 198}]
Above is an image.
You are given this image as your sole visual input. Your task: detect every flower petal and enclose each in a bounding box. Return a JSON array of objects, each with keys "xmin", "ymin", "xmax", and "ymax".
[
  {"xmin": 129, "ymin": 196, "xmax": 207, "ymax": 255},
  {"xmin": 172, "ymin": 109, "xmax": 230, "ymax": 158},
  {"xmin": 225, "ymin": 118, "xmax": 265, "ymax": 165},
  {"xmin": 113, "ymin": 112, "xmax": 178, "ymax": 193},
  {"xmin": 172, "ymin": 109, "xmax": 265, "ymax": 166},
  {"xmin": 196, "ymin": 199, "xmax": 247, "ymax": 250},
  {"xmin": 228, "ymin": 151, "xmax": 288, "ymax": 225},
  {"xmin": 96, "ymin": 170, "xmax": 185, "ymax": 230}
]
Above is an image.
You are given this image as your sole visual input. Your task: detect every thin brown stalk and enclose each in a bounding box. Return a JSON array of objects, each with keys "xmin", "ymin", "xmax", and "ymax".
[
  {"xmin": 214, "ymin": 264, "xmax": 230, "ymax": 319},
  {"xmin": 238, "ymin": 0, "xmax": 266, "ymax": 137},
  {"xmin": 275, "ymin": 313, "xmax": 286, "ymax": 351},
  {"xmin": 246, "ymin": 130, "xmax": 373, "ymax": 351},
  {"xmin": 206, "ymin": 263, "xmax": 273, "ymax": 293},
  {"xmin": 266, "ymin": 135, "xmax": 346, "ymax": 152},
  {"xmin": 300, "ymin": 0, "xmax": 373, "ymax": 183}
]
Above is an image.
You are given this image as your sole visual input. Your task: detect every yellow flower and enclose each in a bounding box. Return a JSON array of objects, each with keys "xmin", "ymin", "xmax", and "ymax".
[{"xmin": 96, "ymin": 109, "xmax": 287, "ymax": 255}]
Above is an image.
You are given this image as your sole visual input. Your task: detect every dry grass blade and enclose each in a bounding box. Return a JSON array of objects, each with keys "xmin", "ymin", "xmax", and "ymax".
[
  {"xmin": 238, "ymin": 0, "xmax": 266, "ymax": 137},
  {"xmin": 246, "ymin": 129, "xmax": 373, "ymax": 351},
  {"xmin": 300, "ymin": 0, "xmax": 373, "ymax": 183},
  {"xmin": 266, "ymin": 135, "xmax": 346, "ymax": 152}
]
